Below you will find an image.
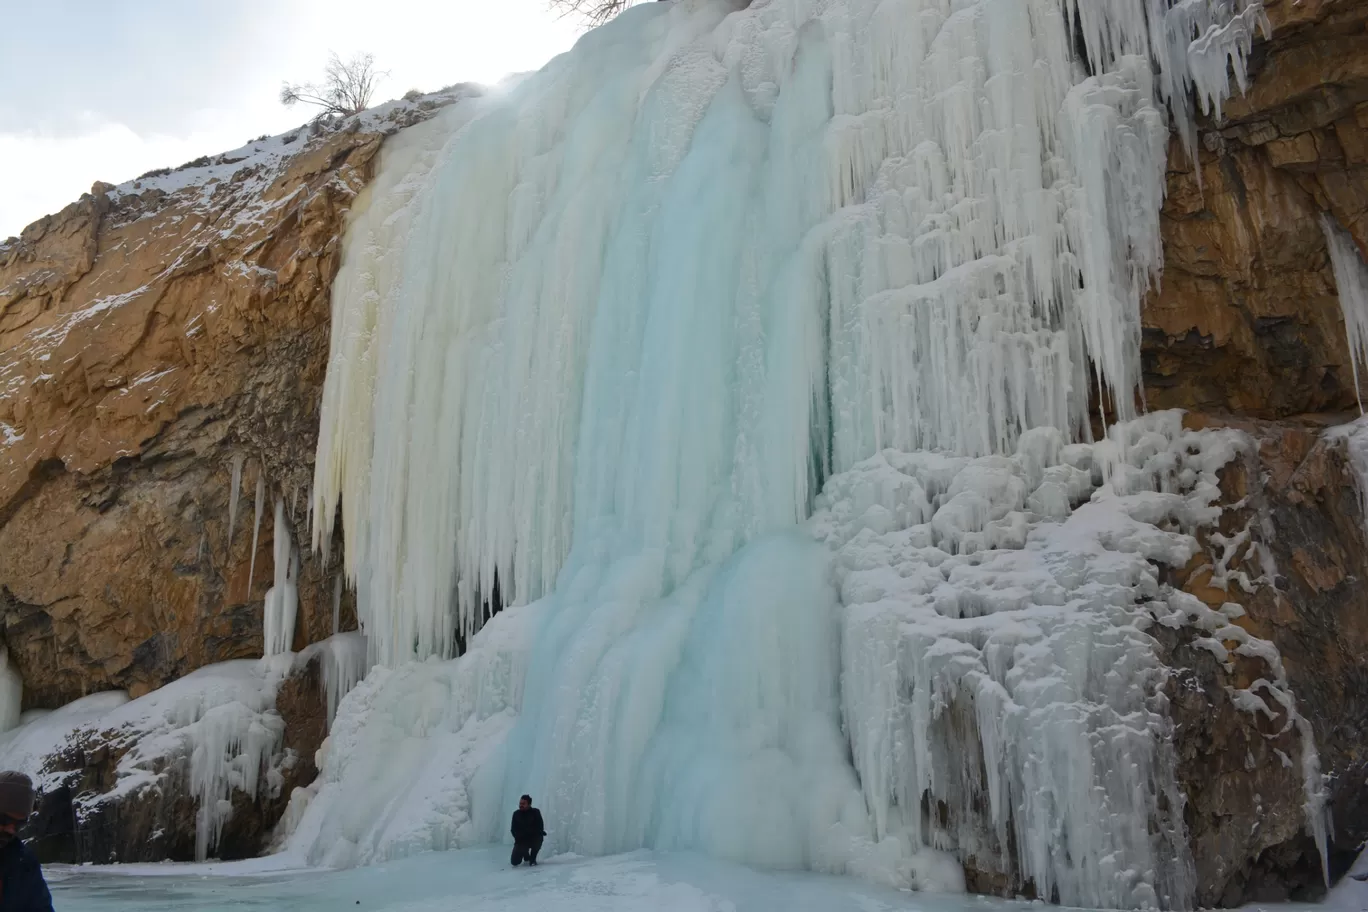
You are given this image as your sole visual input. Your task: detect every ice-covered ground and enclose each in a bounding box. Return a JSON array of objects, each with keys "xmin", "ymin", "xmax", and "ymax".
[
  {"xmin": 45, "ymin": 847, "xmax": 1016, "ymax": 912},
  {"xmin": 43, "ymin": 847, "xmax": 1368, "ymax": 912}
]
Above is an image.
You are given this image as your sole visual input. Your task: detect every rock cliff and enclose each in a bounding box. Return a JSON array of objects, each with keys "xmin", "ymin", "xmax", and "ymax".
[
  {"xmin": 0, "ymin": 93, "xmax": 471, "ymax": 707},
  {"xmin": 1143, "ymin": 0, "xmax": 1368, "ymax": 417}
]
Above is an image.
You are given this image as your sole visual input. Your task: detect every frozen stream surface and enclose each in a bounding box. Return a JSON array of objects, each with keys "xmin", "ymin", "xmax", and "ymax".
[
  {"xmin": 44, "ymin": 847, "xmax": 1368, "ymax": 912},
  {"xmin": 46, "ymin": 848, "xmax": 1028, "ymax": 912}
]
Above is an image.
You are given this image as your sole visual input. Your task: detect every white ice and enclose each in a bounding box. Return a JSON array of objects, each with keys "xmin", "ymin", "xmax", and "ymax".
[
  {"xmin": 296, "ymin": 0, "xmax": 1287, "ymax": 908},
  {"xmin": 226, "ymin": 453, "xmax": 245, "ymax": 560},
  {"xmin": 1321, "ymin": 214, "xmax": 1368, "ymax": 411},
  {"xmin": 263, "ymin": 497, "xmax": 300, "ymax": 658},
  {"xmin": 44, "ymin": 847, "xmax": 1365, "ymax": 912},
  {"xmin": 248, "ymin": 472, "xmax": 265, "ymax": 595},
  {"xmin": 47, "ymin": 848, "xmax": 1025, "ymax": 912},
  {"xmin": 0, "ymin": 636, "xmax": 370, "ymax": 863},
  {"xmin": 0, "ymin": 646, "xmax": 23, "ymax": 735}
]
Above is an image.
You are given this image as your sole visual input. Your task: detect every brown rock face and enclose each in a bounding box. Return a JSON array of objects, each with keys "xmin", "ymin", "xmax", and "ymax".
[
  {"xmin": 1144, "ymin": 0, "xmax": 1368, "ymax": 416},
  {"xmin": 0, "ymin": 99, "xmax": 470, "ymax": 707},
  {"xmin": 1167, "ymin": 413, "xmax": 1368, "ymax": 904}
]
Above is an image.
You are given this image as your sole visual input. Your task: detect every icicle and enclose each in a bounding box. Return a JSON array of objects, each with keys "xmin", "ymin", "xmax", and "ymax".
[
  {"xmin": 0, "ymin": 647, "xmax": 22, "ymax": 735},
  {"xmin": 226, "ymin": 453, "xmax": 245, "ymax": 559},
  {"xmin": 248, "ymin": 472, "xmax": 265, "ymax": 596},
  {"xmin": 1321, "ymin": 215, "xmax": 1368, "ymax": 412},
  {"xmin": 331, "ymin": 574, "xmax": 342, "ymax": 636},
  {"xmin": 262, "ymin": 499, "xmax": 299, "ymax": 658},
  {"xmin": 318, "ymin": 632, "xmax": 367, "ymax": 727}
]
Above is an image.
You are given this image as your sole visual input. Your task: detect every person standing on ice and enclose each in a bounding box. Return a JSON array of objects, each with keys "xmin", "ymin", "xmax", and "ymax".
[
  {"xmin": 0, "ymin": 772, "xmax": 52, "ymax": 911},
  {"xmin": 509, "ymin": 795, "xmax": 545, "ymax": 867}
]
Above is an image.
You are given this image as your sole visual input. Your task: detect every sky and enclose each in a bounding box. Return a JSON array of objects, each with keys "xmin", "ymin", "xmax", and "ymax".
[{"xmin": 0, "ymin": 0, "xmax": 588, "ymax": 239}]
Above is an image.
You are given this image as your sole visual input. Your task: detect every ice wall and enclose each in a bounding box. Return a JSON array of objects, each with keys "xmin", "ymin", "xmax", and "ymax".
[
  {"xmin": 823, "ymin": 413, "xmax": 1228, "ymax": 908},
  {"xmin": 263, "ymin": 498, "xmax": 300, "ymax": 658},
  {"xmin": 303, "ymin": 0, "xmax": 1278, "ymax": 906}
]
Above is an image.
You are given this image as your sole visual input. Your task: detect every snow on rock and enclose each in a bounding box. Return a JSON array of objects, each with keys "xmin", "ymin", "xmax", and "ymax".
[
  {"xmin": 1326, "ymin": 416, "xmax": 1368, "ymax": 540},
  {"xmin": 0, "ymin": 635, "xmax": 369, "ymax": 863},
  {"xmin": 63, "ymin": 658, "xmax": 290, "ymax": 862},
  {"xmin": 0, "ymin": 692, "xmax": 133, "ymax": 792},
  {"xmin": 821, "ymin": 411, "xmax": 1327, "ymax": 907}
]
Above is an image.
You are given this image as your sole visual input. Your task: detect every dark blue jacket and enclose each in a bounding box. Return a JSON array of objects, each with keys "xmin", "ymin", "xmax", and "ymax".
[
  {"xmin": 510, "ymin": 808, "xmax": 545, "ymax": 844},
  {"xmin": 0, "ymin": 840, "xmax": 52, "ymax": 912}
]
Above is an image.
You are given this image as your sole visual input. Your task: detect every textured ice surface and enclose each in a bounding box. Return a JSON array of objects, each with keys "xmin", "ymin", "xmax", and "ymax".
[
  {"xmin": 818, "ymin": 411, "xmax": 1327, "ymax": 907},
  {"xmin": 47, "ymin": 848, "xmax": 1021, "ymax": 912},
  {"xmin": 313, "ymin": 0, "xmax": 1265, "ymax": 662},
  {"xmin": 44, "ymin": 846, "xmax": 1363, "ymax": 912},
  {"xmin": 300, "ymin": 0, "xmax": 1283, "ymax": 907},
  {"xmin": 290, "ymin": 413, "xmax": 1328, "ymax": 906}
]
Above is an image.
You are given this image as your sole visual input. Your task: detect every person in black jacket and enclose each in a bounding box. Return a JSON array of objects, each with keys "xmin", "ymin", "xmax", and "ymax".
[
  {"xmin": 0, "ymin": 771, "xmax": 52, "ymax": 912},
  {"xmin": 509, "ymin": 794, "xmax": 545, "ymax": 867}
]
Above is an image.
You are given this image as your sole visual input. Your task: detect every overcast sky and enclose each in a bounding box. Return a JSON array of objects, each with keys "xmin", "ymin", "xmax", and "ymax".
[{"xmin": 0, "ymin": 0, "xmax": 586, "ymax": 238}]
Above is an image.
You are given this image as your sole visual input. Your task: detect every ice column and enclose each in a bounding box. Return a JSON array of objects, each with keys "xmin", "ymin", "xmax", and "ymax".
[
  {"xmin": 248, "ymin": 473, "xmax": 265, "ymax": 594},
  {"xmin": 226, "ymin": 453, "xmax": 244, "ymax": 558},
  {"xmin": 1322, "ymin": 215, "xmax": 1368, "ymax": 411},
  {"xmin": 263, "ymin": 499, "xmax": 299, "ymax": 657},
  {"xmin": 0, "ymin": 647, "xmax": 21, "ymax": 735}
]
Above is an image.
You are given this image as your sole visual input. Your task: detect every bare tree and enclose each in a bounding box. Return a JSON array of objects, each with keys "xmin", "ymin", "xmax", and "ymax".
[
  {"xmin": 549, "ymin": 0, "xmax": 637, "ymax": 26},
  {"xmin": 280, "ymin": 52, "xmax": 388, "ymax": 118}
]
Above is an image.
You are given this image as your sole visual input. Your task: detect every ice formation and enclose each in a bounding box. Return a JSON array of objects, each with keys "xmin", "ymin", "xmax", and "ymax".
[
  {"xmin": 1322, "ymin": 215, "xmax": 1368, "ymax": 411},
  {"xmin": 0, "ymin": 636, "xmax": 370, "ymax": 864},
  {"xmin": 248, "ymin": 472, "xmax": 266, "ymax": 594},
  {"xmin": 296, "ymin": 0, "xmax": 1295, "ymax": 907},
  {"xmin": 263, "ymin": 498, "xmax": 300, "ymax": 658},
  {"xmin": 820, "ymin": 412, "xmax": 1327, "ymax": 907},
  {"xmin": 227, "ymin": 453, "xmax": 245, "ymax": 559},
  {"xmin": 0, "ymin": 647, "xmax": 22, "ymax": 735}
]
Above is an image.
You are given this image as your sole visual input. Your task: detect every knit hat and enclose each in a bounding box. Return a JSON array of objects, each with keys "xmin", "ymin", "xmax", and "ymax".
[{"xmin": 0, "ymin": 772, "xmax": 34, "ymax": 820}]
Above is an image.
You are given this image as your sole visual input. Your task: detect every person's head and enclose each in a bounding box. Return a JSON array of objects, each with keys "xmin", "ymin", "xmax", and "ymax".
[
  {"xmin": 519, "ymin": 795, "xmax": 532, "ymax": 810},
  {"xmin": 0, "ymin": 771, "xmax": 34, "ymax": 848}
]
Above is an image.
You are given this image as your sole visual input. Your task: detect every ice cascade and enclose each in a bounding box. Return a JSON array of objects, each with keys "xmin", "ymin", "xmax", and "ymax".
[
  {"xmin": 301, "ymin": 0, "xmax": 1281, "ymax": 908},
  {"xmin": 1322, "ymin": 214, "xmax": 1368, "ymax": 411},
  {"xmin": 263, "ymin": 498, "xmax": 300, "ymax": 658}
]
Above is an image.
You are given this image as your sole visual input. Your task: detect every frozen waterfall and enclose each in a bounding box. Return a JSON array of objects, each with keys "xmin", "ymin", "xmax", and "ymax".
[{"xmin": 295, "ymin": 0, "xmax": 1282, "ymax": 908}]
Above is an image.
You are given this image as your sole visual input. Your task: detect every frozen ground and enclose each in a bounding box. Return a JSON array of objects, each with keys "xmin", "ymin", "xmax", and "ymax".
[
  {"xmin": 43, "ymin": 847, "xmax": 1368, "ymax": 912},
  {"xmin": 46, "ymin": 847, "xmax": 1020, "ymax": 912}
]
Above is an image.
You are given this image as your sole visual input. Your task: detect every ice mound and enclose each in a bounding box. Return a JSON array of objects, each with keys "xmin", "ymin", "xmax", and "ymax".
[{"xmin": 821, "ymin": 411, "xmax": 1324, "ymax": 908}]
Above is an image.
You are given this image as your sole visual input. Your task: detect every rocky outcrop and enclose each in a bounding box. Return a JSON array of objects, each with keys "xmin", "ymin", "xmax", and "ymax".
[
  {"xmin": 1165, "ymin": 413, "xmax": 1368, "ymax": 904},
  {"xmin": 1143, "ymin": 0, "xmax": 1368, "ymax": 416},
  {"xmin": 0, "ymin": 93, "xmax": 470, "ymax": 707},
  {"xmin": 20, "ymin": 649, "xmax": 331, "ymax": 864}
]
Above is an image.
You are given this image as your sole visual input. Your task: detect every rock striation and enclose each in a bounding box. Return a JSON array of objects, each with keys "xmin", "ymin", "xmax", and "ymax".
[
  {"xmin": 0, "ymin": 94, "xmax": 470, "ymax": 707},
  {"xmin": 1143, "ymin": 0, "xmax": 1368, "ymax": 417}
]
